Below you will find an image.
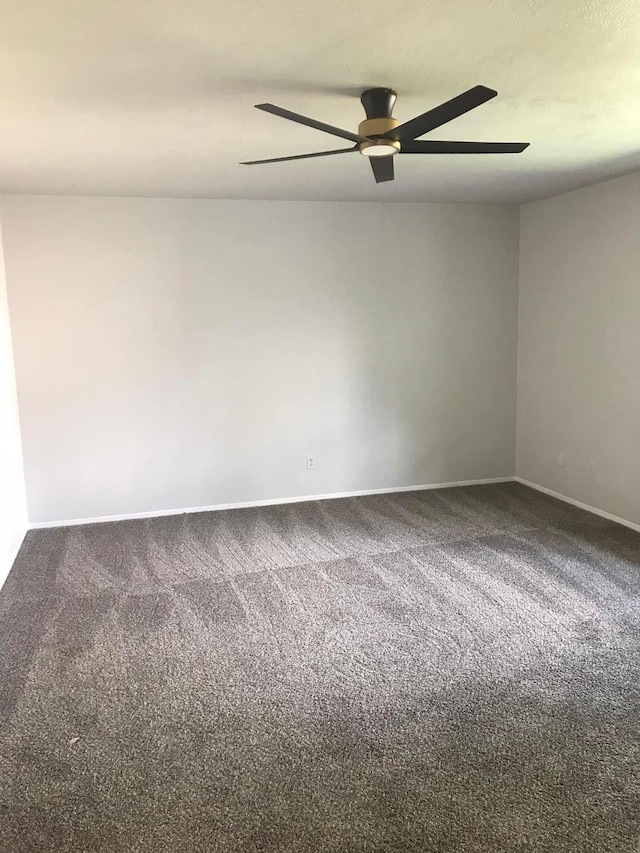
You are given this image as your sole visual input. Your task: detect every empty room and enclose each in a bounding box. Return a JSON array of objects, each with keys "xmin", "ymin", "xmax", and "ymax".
[{"xmin": 1, "ymin": 0, "xmax": 639, "ymax": 850}]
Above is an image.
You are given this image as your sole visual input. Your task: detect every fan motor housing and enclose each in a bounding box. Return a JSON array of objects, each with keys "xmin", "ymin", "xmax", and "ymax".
[
  {"xmin": 359, "ymin": 89, "xmax": 400, "ymax": 155},
  {"xmin": 358, "ymin": 117, "xmax": 400, "ymax": 155}
]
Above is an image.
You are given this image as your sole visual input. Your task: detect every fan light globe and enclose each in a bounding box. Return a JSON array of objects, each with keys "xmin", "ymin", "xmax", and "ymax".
[{"xmin": 359, "ymin": 142, "xmax": 399, "ymax": 158}]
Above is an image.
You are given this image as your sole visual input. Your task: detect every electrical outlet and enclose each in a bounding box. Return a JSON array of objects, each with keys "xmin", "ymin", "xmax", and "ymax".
[
  {"xmin": 306, "ymin": 455, "xmax": 316, "ymax": 471},
  {"xmin": 588, "ymin": 459, "xmax": 596, "ymax": 479},
  {"xmin": 556, "ymin": 451, "xmax": 566, "ymax": 468}
]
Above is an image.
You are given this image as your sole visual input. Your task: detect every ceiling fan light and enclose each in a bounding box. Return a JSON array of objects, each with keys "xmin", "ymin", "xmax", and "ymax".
[{"xmin": 359, "ymin": 140, "xmax": 400, "ymax": 158}]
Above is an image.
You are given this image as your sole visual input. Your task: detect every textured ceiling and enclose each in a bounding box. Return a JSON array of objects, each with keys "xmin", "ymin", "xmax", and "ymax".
[{"xmin": 1, "ymin": 0, "xmax": 639, "ymax": 202}]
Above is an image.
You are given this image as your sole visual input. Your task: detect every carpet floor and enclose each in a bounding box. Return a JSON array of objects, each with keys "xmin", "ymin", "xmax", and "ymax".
[{"xmin": 0, "ymin": 482, "xmax": 639, "ymax": 852}]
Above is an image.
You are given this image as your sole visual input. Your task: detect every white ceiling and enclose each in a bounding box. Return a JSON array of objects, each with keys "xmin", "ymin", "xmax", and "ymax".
[{"xmin": 1, "ymin": 0, "xmax": 639, "ymax": 202}]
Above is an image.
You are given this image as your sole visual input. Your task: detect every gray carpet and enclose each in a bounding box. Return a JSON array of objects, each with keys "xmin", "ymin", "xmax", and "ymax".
[{"xmin": 1, "ymin": 482, "xmax": 639, "ymax": 852}]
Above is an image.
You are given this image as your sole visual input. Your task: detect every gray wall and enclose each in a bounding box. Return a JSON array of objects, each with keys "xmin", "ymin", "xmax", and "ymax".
[
  {"xmin": 518, "ymin": 171, "xmax": 640, "ymax": 527},
  {"xmin": 2, "ymin": 197, "xmax": 520, "ymax": 524},
  {"xmin": 0, "ymin": 222, "xmax": 27, "ymax": 579}
]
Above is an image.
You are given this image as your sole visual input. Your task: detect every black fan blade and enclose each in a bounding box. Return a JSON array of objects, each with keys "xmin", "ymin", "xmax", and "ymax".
[
  {"xmin": 388, "ymin": 86, "xmax": 498, "ymax": 142},
  {"xmin": 400, "ymin": 140, "xmax": 530, "ymax": 154},
  {"xmin": 241, "ymin": 146, "xmax": 357, "ymax": 165},
  {"xmin": 370, "ymin": 156, "xmax": 394, "ymax": 183},
  {"xmin": 255, "ymin": 104, "xmax": 365, "ymax": 143}
]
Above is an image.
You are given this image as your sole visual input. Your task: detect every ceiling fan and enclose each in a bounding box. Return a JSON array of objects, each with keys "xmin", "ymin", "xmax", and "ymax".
[{"xmin": 241, "ymin": 85, "xmax": 529, "ymax": 183}]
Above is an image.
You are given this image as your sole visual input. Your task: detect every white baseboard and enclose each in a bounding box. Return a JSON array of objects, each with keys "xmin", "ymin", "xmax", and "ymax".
[
  {"xmin": 28, "ymin": 476, "xmax": 516, "ymax": 530},
  {"xmin": 1, "ymin": 527, "xmax": 28, "ymax": 590},
  {"xmin": 515, "ymin": 477, "xmax": 640, "ymax": 534}
]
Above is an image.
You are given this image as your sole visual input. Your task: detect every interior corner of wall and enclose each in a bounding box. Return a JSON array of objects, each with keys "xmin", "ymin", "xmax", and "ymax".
[{"xmin": 0, "ymin": 206, "xmax": 29, "ymax": 534}]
